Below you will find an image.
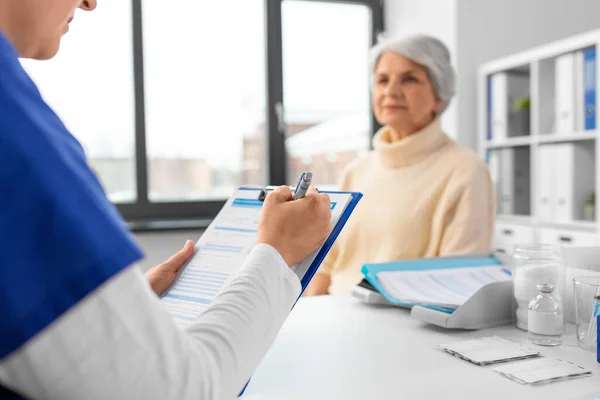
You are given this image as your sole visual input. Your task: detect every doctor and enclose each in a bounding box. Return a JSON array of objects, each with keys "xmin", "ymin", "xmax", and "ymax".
[{"xmin": 0, "ymin": 1, "xmax": 332, "ymax": 399}]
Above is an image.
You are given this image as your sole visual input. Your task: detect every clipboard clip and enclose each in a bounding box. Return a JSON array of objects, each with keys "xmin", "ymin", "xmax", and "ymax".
[
  {"xmin": 258, "ymin": 185, "xmax": 318, "ymax": 201},
  {"xmin": 258, "ymin": 186, "xmax": 279, "ymax": 201}
]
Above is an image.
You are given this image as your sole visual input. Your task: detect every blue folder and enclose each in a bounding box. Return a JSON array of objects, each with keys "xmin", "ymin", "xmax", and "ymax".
[
  {"xmin": 584, "ymin": 47, "xmax": 596, "ymax": 131},
  {"xmin": 361, "ymin": 255, "xmax": 505, "ymax": 314},
  {"xmin": 238, "ymin": 187, "xmax": 362, "ymax": 396},
  {"xmin": 487, "ymin": 75, "xmax": 493, "ymax": 140}
]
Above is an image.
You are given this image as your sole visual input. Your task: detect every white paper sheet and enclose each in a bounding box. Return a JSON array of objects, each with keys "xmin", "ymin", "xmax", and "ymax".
[{"xmin": 378, "ymin": 265, "xmax": 511, "ymax": 309}]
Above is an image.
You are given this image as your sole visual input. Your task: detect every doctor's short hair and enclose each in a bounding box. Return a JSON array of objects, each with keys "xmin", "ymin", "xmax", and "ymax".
[{"xmin": 369, "ymin": 34, "xmax": 456, "ymax": 114}]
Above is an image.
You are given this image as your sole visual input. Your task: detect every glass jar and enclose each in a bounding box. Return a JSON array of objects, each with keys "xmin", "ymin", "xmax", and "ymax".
[
  {"xmin": 528, "ymin": 283, "xmax": 563, "ymax": 346},
  {"xmin": 513, "ymin": 244, "xmax": 564, "ymax": 331},
  {"xmin": 573, "ymin": 276, "xmax": 600, "ymax": 351}
]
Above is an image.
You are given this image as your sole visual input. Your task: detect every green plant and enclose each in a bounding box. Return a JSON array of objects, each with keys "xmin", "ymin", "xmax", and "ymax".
[
  {"xmin": 512, "ymin": 95, "xmax": 531, "ymax": 113},
  {"xmin": 586, "ymin": 191, "xmax": 596, "ymax": 206}
]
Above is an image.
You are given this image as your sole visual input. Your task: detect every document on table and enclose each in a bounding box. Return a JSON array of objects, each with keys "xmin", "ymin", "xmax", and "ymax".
[
  {"xmin": 439, "ymin": 336, "xmax": 540, "ymax": 366},
  {"xmin": 377, "ymin": 265, "xmax": 511, "ymax": 310},
  {"xmin": 160, "ymin": 187, "xmax": 354, "ymax": 327},
  {"xmin": 493, "ymin": 357, "xmax": 593, "ymax": 385}
]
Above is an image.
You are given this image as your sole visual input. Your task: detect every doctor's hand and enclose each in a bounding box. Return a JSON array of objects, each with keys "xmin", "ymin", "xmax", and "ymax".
[
  {"xmin": 146, "ymin": 240, "xmax": 195, "ymax": 296},
  {"xmin": 257, "ymin": 186, "xmax": 331, "ymax": 267}
]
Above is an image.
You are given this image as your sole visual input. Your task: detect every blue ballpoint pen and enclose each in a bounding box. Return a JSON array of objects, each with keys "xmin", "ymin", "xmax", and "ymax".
[{"xmin": 293, "ymin": 172, "xmax": 312, "ymax": 200}]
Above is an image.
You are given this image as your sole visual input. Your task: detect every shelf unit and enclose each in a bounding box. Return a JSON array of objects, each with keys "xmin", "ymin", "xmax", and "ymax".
[
  {"xmin": 478, "ymin": 29, "xmax": 600, "ymax": 253},
  {"xmin": 537, "ymin": 131, "xmax": 597, "ymax": 144},
  {"xmin": 486, "ymin": 136, "xmax": 533, "ymax": 148},
  {"xmin": 486, "ymin": 131, "xmax": 598, "ymax": 147}
]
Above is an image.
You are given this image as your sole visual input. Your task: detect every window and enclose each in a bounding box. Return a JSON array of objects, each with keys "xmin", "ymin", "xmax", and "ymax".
[
  {"xmin": 21, "ymin": 0, "xmax": 137, "ymax": 203},
  {"xmin": 282, "ymin": 1, "xmax": 373, "ymax": 190},
  {"xmin": 20, "ymin": 0, "xmax": 383, "ymax": 226},
  {"xmin": 142, "ymin": 0, "xmax": 267, "ymax": 201}
]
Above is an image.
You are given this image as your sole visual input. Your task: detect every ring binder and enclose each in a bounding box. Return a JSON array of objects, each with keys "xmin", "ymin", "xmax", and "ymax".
[{"xmin": 356, "ymin": 255, "xmax": 515, "ymax": 330}]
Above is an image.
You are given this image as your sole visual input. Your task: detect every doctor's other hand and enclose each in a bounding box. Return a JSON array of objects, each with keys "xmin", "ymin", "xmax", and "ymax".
[
  {"xmin": 257, "ymin": 186, "xmax": 331, "ymax": 267},
  {"xmin": 146, "ymin": 240, "xmax": 195, "ymax": 296}
]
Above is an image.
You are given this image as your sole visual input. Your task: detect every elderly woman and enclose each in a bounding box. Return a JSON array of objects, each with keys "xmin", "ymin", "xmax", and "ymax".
[{"xmin": 305, "ymin": 34, "xmax": 495, "ymax": 296}]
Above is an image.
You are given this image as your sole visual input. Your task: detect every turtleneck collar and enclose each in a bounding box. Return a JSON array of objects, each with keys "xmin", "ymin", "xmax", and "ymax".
[{"xmin": 372, "ymin": 118, "xmax": 450, "ymax": 169}]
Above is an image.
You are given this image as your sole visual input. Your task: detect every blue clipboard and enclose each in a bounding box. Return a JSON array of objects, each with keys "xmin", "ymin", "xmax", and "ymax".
[
  {"xmin": 361, "ymin": 255, "xmax": 505, "ymax": 314},
  {"xmin": 297, "ymin": 190, "xmax": 362, "ymax": 291},
  {"xmin": 237, "ymin": 187, "xmax": 362, "ymax": 396},
  {"xmin": 239, "ymin": 186, "xmax": 363, "ymax": 292}
]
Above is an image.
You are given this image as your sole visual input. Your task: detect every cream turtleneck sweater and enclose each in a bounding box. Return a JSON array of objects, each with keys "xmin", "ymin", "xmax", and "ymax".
[{"xmin": 319, "ymin": 118, "xmax": 495, "ymax": 294}]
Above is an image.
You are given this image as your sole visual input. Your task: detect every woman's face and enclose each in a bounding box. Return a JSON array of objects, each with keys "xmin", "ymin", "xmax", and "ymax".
[
  {"xmin": 372, "ymin": 52, "xmax": 443, "ymax": 137},
  {"xmin": 0, "ymin": 0, "xmax": 96, "ymax": 59}
]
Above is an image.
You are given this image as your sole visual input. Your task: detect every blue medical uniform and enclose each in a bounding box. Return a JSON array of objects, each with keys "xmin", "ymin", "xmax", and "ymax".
[{"xmin": 0, "ymin": 32, "xmax": 144, "ymax": 399}]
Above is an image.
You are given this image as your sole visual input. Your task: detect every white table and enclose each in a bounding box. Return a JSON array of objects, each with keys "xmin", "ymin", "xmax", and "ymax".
[{"xmin": 242, "ymin": 294, "xmax": 600, "ymax": 400}]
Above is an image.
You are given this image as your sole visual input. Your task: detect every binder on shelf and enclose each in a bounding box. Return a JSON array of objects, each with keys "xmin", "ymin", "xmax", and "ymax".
[
  {"xmin": 491, "ymin": 72, "xmax": 508, "ymax": 141},
  {"xmin": 575, "ymin": 50, "xmax": 585, "ymax": 131},
  {"xmin": 513, "ymin": 147, "xmax": 531, "ymax": 216},
  {"xmin": 499, "ymin": 148, "xmax": 514, "ymax": 215},
  {"xmin": 498, "ymin": 147, "xmax": 530, "ymax": 216},
  {"xmin": 487, "ymin": 75, "xmax": 493, "ymax": 140},
  {"xmin": 553, "ymin": 143, "xmax": 595, "ymax": 222},
  {"xmin": 490, "ymin": 72, "xmax": 530, "ymax": 140},
  {"xmin": 356, "ymin": 255, "xmax": 515, "ymax": 330},
  {"xmin": 584, "ymin": 47, "xmax": 596, "ymax": 131},
  {"xmin": 487, "ymin": 150, "xmax": 501, "ymax": 212},
  {"xmin": 538, "ymin": 145, "xmax": 555, "ymax": 221},
  {"xmin": 554, "ymin": 144, "xmax": 575, "ymax": 222},
  {"xmin": 555, "ymin": 52, "xmax": 576, "ymax": 133}
]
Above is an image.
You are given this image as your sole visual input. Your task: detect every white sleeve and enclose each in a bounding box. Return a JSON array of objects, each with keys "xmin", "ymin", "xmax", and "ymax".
[{"xmin": 0, "ymin": 243, "xmax": 300, "ymax": 400}]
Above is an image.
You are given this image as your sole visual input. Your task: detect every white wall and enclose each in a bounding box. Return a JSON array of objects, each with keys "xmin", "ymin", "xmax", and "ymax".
[
  {"xmin": 456, "ymin": 0, "xmax": 600, "ymax": 150},
  {"xmin": 384, "ymin": 0, "xmax": 458, "ymax": 138}
]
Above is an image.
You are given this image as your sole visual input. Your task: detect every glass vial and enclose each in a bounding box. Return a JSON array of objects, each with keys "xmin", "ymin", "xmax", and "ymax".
[
  {"xmin": 513, "ymin": 244, "xmax": 564, "ymax": 331},
  {"xmin": 528, "ymin": 283, "xmax": 563, "ymax": 346}
]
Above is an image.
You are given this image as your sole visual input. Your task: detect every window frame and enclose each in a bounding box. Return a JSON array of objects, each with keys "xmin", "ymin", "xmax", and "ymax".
[{"xmin": 120, "ymin": 0, "xmax": 384, "ymax": 230}]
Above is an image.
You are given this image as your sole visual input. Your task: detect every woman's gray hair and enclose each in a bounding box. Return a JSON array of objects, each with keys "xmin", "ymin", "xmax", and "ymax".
[{"xmin": 369, "ymin": 34, "xmax": 456, "ymax": 114}]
